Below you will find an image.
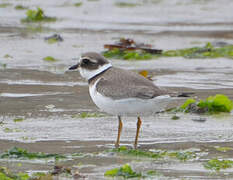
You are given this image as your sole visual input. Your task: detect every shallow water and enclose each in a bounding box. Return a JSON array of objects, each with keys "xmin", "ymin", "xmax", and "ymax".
[{"xmin": 1, "ymin": 0, "xmax": 233, "ymax": 179}]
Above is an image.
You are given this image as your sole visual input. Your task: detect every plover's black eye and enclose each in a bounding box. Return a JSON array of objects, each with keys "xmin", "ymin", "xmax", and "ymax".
[{"xmin": 82, "ymin": 58, "xmax": 90, "ymax": 65}]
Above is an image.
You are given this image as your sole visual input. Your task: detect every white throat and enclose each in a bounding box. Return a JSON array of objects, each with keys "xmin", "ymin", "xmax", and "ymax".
[{"xmin": 79, "ymin": 63, "xmax": 112, "ymax": 80}]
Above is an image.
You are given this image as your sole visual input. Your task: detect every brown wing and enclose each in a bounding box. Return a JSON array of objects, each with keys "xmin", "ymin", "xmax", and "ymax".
[{"xmin": 95, "ymin": 68, "xmax": 166, "ymax": 100}]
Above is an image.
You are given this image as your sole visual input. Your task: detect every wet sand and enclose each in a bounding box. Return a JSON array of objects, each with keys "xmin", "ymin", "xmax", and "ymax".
[{"xmin": 1, "ymin": 0, "xmax": 233, "ymax": 179}]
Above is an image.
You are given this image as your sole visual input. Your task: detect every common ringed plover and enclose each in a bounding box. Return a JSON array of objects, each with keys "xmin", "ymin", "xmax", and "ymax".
[{"xmin": 69, "ymin": 52, "xmax": 190, "ymax": 149}]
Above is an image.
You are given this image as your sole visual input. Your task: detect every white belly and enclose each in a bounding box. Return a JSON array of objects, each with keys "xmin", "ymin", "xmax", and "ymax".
[{"xmin": 89, "ymin": 81, "xmax": 173, "ymax": 116}]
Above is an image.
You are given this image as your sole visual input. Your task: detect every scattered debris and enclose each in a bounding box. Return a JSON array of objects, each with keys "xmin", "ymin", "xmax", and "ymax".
[
  {"xmin": 103, "ymin": 38, "xmax": 162, "ymax": 60},
  {"xmin": 51, "ymin": 165, "xmax": 72, "ymax": 175},
  {"xmin": 139, "ymin": 70, "xmax": 148, "ymax": 78},
  {"xmin": 104, "ymin": 38, "xmax": 162, "ymax": 54},
  {"xmin": 103, "ymin": 41, "xmax": 233, "ymax": 60},
  {"xmin": 192, "ymin": 117, "xmax": 207, "ymax": 122},
  {"xmin": 44, "ymin": 34, "xmax": 63, "ymax": 44},
  {"xmin": 45, "ymin": 104, "xmax": 56, "ymax": 109},
  {"xmin": 21, "ymin": 8, "xmax": 56, "ymax": 23},
  {"xmin": 212, "ymin": 41, "xmax": 231, "ymax": 48},
  {"xmin": 138, "ymin": 70, "xmax": 152, "ymax": 80},
  {"xmin": 0, "ymin": 165, "xmax": 85, "ymax": 180},
  {"xmin": 73, "ymin": 170, "xmax": 86, "ymax": 179}
]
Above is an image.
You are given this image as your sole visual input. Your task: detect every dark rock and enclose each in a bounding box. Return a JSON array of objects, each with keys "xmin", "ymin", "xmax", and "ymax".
[{"xmin": 44, "ymin": 34, "xmax": 64, "ymax": 42}]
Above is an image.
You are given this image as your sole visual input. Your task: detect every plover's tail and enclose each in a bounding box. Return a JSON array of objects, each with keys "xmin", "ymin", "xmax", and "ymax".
[
  {"xmin": 177, "ymin": 92, "xmax": 195, "ymax": 97},
  {"xmin": 168, "ymin": 92, "xmax": 194, "ymax": 98}
]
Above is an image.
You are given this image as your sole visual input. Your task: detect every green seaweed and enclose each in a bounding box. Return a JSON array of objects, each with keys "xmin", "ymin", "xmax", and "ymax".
[
  {"xmin": 21, "ymin": 8, "xmax": 56, "ymax": 23},
  {"xmin": 198, "ymin": 94, "xmax": 233, "ymax": 113},
  {"xmin": 180, "ymin": 99, "xmax": 196, "ymax": 110},
  {"xmin": 179, "ymin": 94, "xmax": 233, "ymax": 113},
  {"xmin": 15, "ymin": 5, "xmax": 28, "ymax": 10},
  {"xmin": 46, "ymin": 39, "xmax": 58, "ymax": 44},
  {"xmin": 0, "ymin": 3, "xmax": 12, "ymax": 8},
  {"xmin": 3, "ymin": 128, "xmax": 13, "ymax": 133},
  {"xmin": 168, "ymin": 151, "xmax": 196, "ymax": 161},
  {"xmin": 204, "ymin": 159, "xmax": 233, "ymax": 171},
  {"xmin": 145, "ymin": 170, "xmax": 159, "ymax": 176},
  {"xmin": 103, "ymin": 48, "xmax": 153, "ymax": 60},
  {"xmin": 0, "ymin": 147, "xmax": 65, "ymax": 160},
  {"xmin": 4, "ymin": 54, "xmax": 13, "ymax": 59},
  {"xmin": 110, "ymin": 146, "xmax": 196, "ymax": 161},
  {"xmin": 13, "ymin": 118, "xmax": 24, "ymax": 123},
  {"xmin": 111, "ymin": 146, "xmax": 165, "ymax": 159},
  {"xmin": 163, "ymin": 42, "xmax": 233, "ymax": 59},
  {"xmin": 171, "ymin": 115, "xmax": 180, "ymax": 120},
  {"xmin": 102, "ymin": 42, "xmax": 233, "ymax": 60},
  {"xmin": 25, "ymin": 25, "xmax": 46, "ymax": 33},
  {"xmin": 0, "ymin": 166, "xmax": 30, "ymax": 180},
  {"xmin": 43, "ymin": 56, "xmax": 57, "ymax": 62},
  {"xmin": 115, "ymin": 2, "xmax": 139, "ymax": 7},
  {"xmin": 71, "ymin": 112, "xmax": 105, "ymax": 118},
  {"xmin": 74, "ymin": 2, "xmax": 82, "ymax": 7},
  {"xmin": 105, "ymin": 164, "xmax": 161, "ymax": 178},
  {"xmin": 0, "ymin": 63, "xmax": 7, "ymax": 69},
  {"xmin": 0, "ymin": 172, "xmax": 12, "ymax": 180},
  {"xmin": 214, "ymin": 146, "xmax": 233, "ymax": 152},
  {"xmin": 104, "ymin": 164, "xmax": 142, "ymax": 178}
]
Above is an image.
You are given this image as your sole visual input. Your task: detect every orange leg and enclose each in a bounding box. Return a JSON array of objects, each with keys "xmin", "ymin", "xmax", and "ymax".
[
  {"xmin": 115, "ymin": 116, "xmax": 123, "ymax": 148},
  {"xmin": 134, "ymin": 117, "xmax": 142, "ymax": 149}
]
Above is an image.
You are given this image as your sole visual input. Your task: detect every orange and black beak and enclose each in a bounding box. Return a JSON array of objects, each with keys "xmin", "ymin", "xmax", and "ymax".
[{"xmin": 69, "ymin": 63, "xmax": 80, "ymax": 70}]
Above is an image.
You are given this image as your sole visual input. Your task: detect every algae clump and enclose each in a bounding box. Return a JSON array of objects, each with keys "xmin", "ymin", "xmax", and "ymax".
[
  {"xmin": 204, "ymin": 159, "xmax": 233, "ymax": 171},
  {"xmin": 179, "ymin": 94, "xmax": 233, "ymax": 114},
  {"xmin": 198, "ymin": 94, "xmax": 233, "ymax": 113},
  {"xmin": 21, "ymin": 8, "xmax": 56, "ymax": 23},
  {"xmin": 0, "ymin": 166, "xmax": 30, "ymax": 180},
  {"xmin": 111, "ymin": 146, "xmax": 165, "ymax": 159},
  {"xmin": 43, "ymin": 56, "xmax": 57, "ymax": 62},
  {"xmin": 102, "ymin": 42, "xmax": 233, "ymax": 60},
  {"xmin": 74, "ymin": 2, "xmax": 83, "ymax": 7},
  {"xmin": 71, "ymin": 112, "xmax": 105, "ymax": 118},
  {"xmin": 180, "ymin": 99, "xmax": 196, "ymax": 110},
  {"xmin": 0, "ymin": 3, "xmax": 12, "ymax": 8},
  {"xmin": 103, "ymin": 48, "xmax": 153, "ymax": 60},
  {"xmin": 0, "ymin": 147, "xmax": 65, "ymax": 160},
  {"xmin": 110, "ymin": 146, "xmax": 196, "ymax": 161},
  {"xmin": 15, "ymin": 5, "xmax": 28, "ymax": 10},
  {"xmin": 105, "ymin": 164, "xmax": 141, "ymax": 178}
]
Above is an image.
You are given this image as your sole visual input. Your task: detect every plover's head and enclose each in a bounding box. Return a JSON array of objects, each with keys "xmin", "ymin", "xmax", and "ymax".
[{"xmin": 69, "ymin": 52, "xmax": 112, "ymax": 80}]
